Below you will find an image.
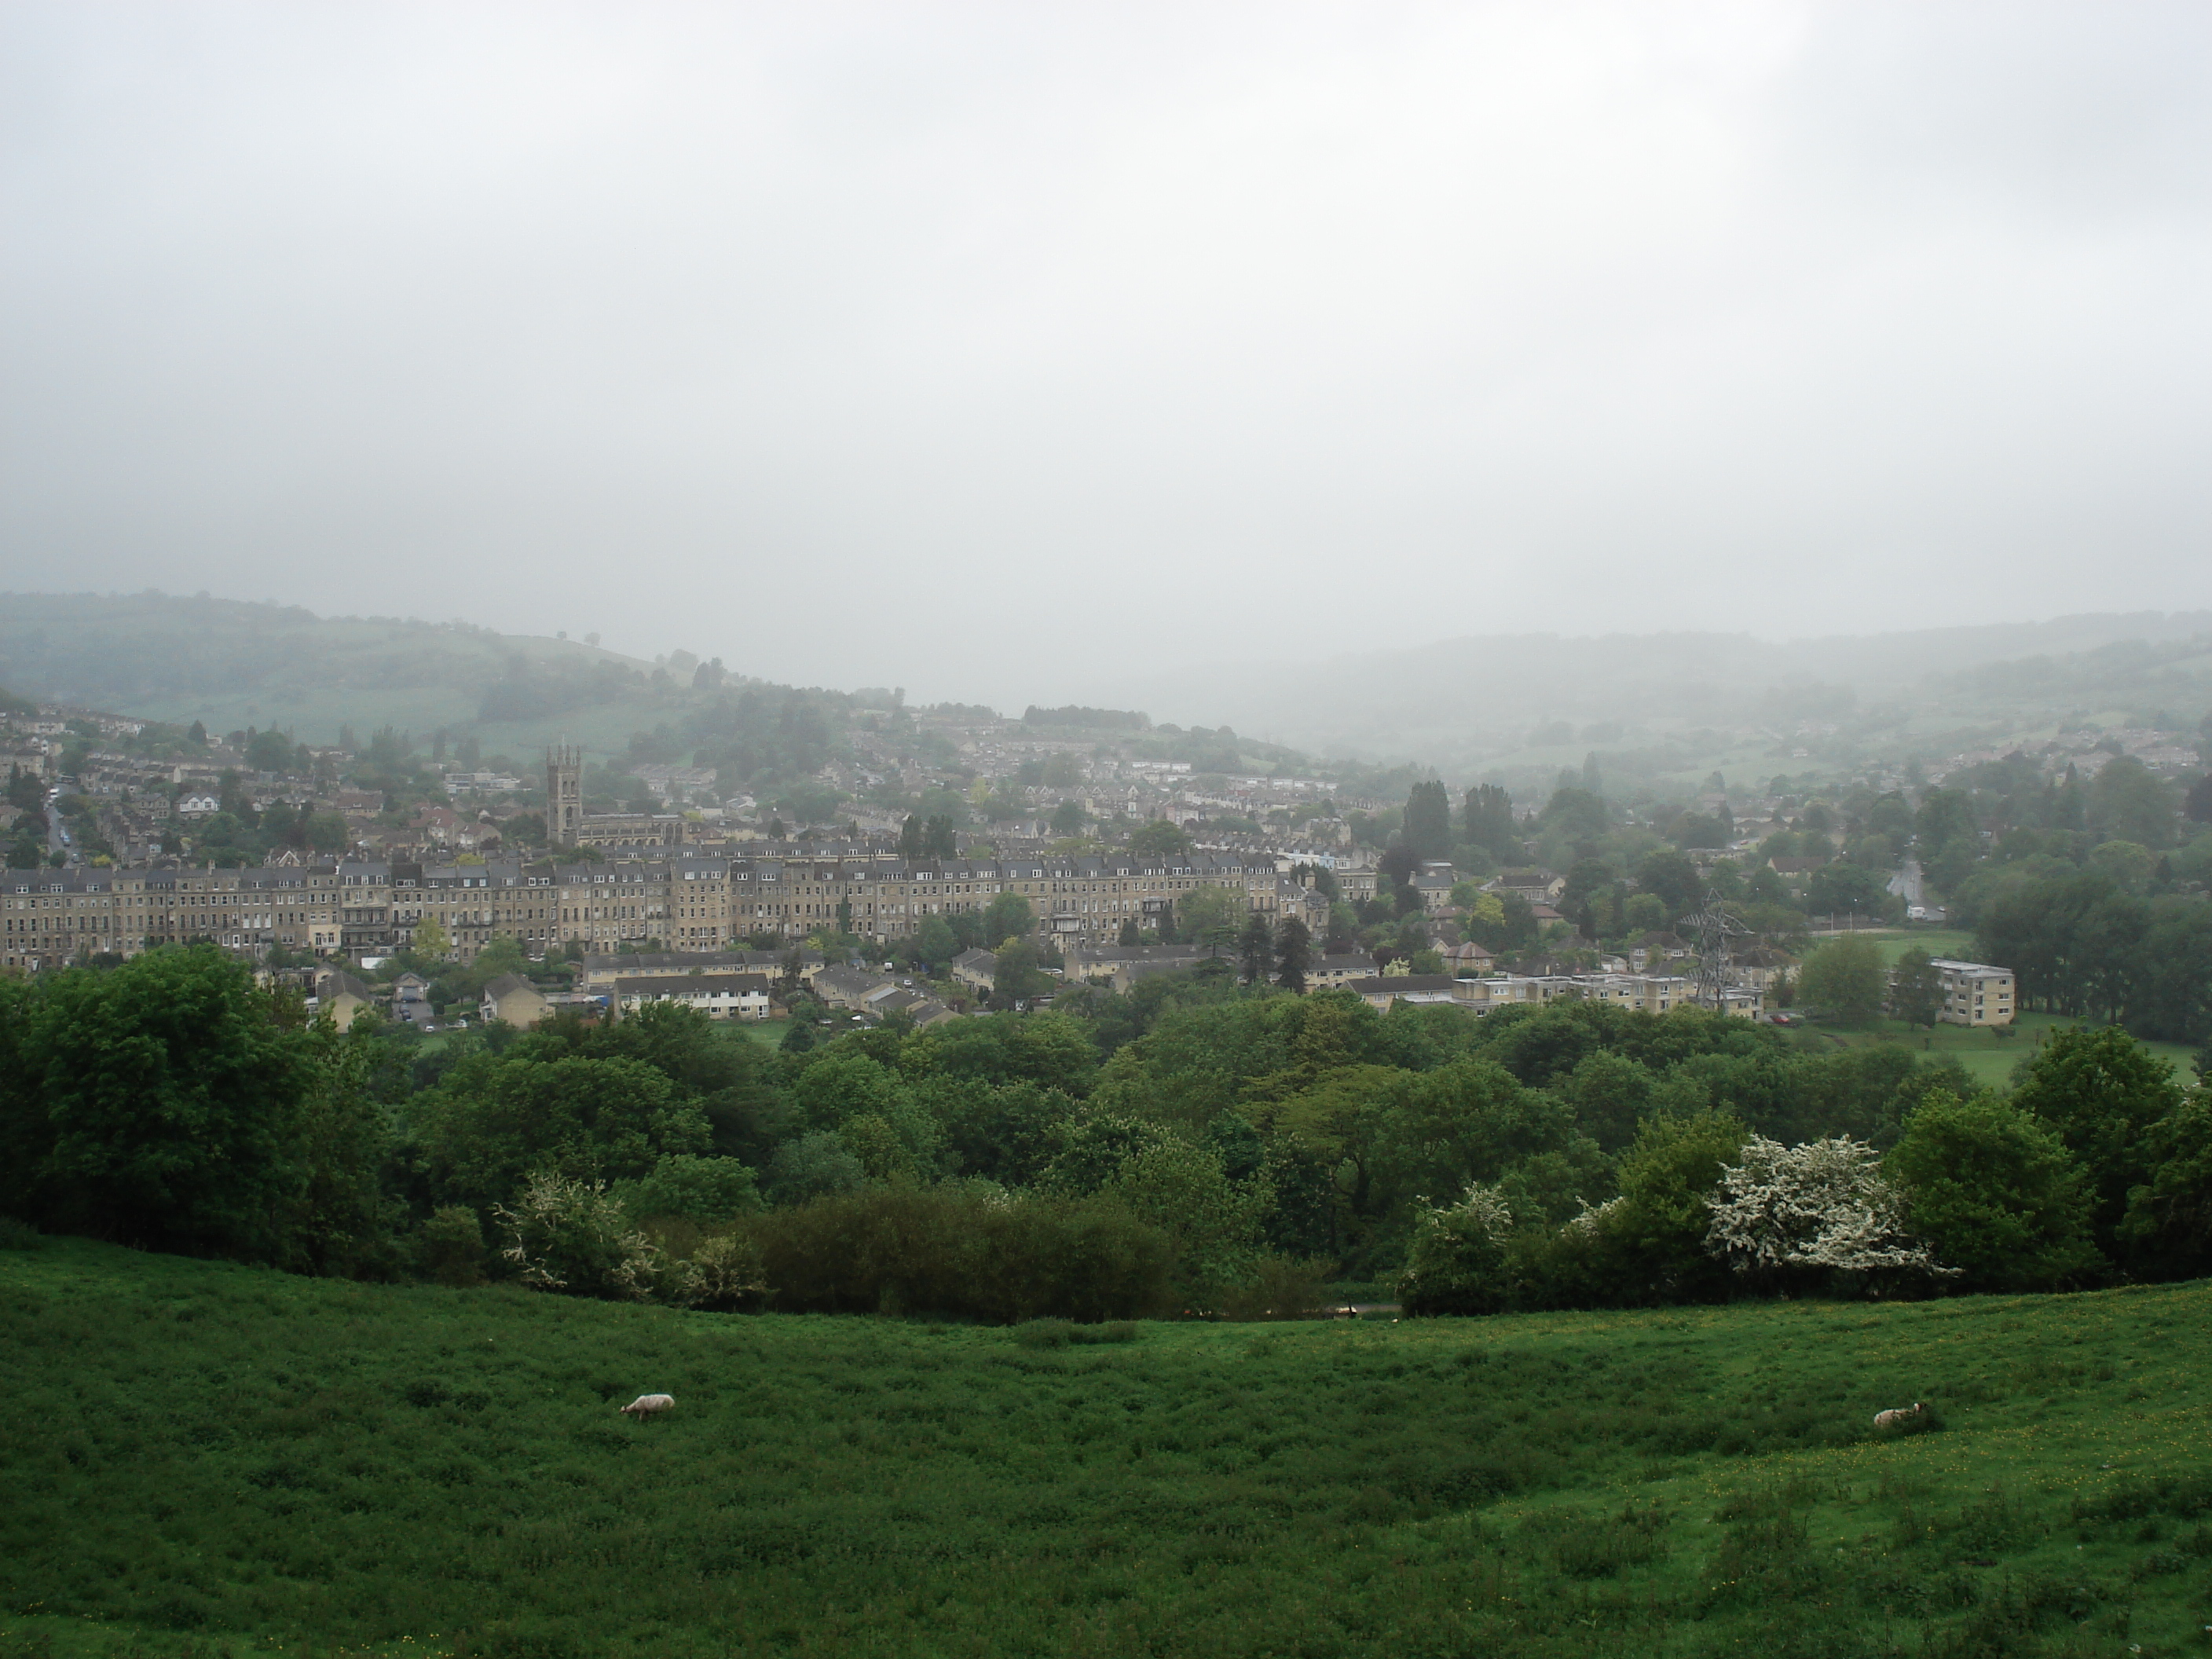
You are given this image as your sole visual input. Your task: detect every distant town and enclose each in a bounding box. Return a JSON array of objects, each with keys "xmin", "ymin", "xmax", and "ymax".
[{"xmin": 14, "ymin": 683, "xmax": 2201, "ymax": 1039}]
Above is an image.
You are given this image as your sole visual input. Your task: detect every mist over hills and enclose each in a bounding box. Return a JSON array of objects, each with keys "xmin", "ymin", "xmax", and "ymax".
[
  {"xmin": 3, "ymin": 591, "xmax": 2209, "ymax": 790},
  {"xmin": 1104, "ymin": 613, "xmax": 2212, "ymax": 771}
]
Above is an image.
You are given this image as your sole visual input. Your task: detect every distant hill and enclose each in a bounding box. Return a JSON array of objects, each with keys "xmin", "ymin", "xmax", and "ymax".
[
  {"xmin": 0, "ymin": 591, "xmax": 752, "ymax": 752},
  {"xmin": 1102, "ymin": 612, "xmax": 2212, "ymax": 772},
  {"xmin": 7, "ymin": 591, "xmax": 2206, "ymax": 798}
]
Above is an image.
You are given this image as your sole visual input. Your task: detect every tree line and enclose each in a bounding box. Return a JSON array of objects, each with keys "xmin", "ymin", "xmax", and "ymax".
[{"xmin": 3, "ymin": 944, "xmax": 2205, "ymax": 1320}]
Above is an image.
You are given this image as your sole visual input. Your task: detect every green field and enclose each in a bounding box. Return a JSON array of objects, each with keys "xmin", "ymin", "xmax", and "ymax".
[
  {"xmin": 737, "ymin": 1017, "xmax": 792, "ymax": 1050},
  {"xmin": 5, "ymin": 1240, "xmax": 2210, "ymax": 1658},
  {"xmin": 1855, "ymin": 929, "xmax": 1982, "ymax": 965}
]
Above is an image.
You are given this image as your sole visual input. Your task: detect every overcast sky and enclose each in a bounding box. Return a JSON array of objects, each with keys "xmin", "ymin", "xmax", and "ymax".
[{"xmin": 4, "ymin": 1, "xmax": 2210, "ymax": 709}]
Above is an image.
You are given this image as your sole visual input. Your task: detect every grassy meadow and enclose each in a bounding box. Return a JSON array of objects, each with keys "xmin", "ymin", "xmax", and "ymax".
[
  {"xmin": 5, "ymin": 1240, "xmax": 2210, "ymax": 1659},
  {"xmin": 1787, "ymin": 930, "xmax": 2201, "ymax": 1089}
]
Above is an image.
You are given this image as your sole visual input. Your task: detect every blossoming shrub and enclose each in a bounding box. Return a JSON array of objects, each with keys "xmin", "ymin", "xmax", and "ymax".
[
  {"xmin": 1702, "ymin": 1135, "xmax": 1947, "ymax": 1290},
  {"xmin": 493, "ymin": 1170, "xmax": 667, "ymax": 1301},
  {"xmin": 1399, "ymin": 1184, "xmax": 1516, "ymax": 1315}
]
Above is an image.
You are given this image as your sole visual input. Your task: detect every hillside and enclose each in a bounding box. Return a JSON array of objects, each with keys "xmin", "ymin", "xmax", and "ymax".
[
  {"xmin": 4, "ymin": 1237, "xmax": 2208, "ymax": 1657},
  {"xmin": 9, "ymin": 591, "xmax": 2210, "ymax": 798},
  {"xmin": 0, "ymin": 591, "xmax": 737, "ymax": 754},
  {"xmin": 1107, "ymin": 613, "xmax": 2212, "ymax": 779}
]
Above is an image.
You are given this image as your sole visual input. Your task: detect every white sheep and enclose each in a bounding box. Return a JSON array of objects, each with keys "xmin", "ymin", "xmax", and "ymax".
[
  {"xmin": 1872, "ymin": 1401, "xmax": 1924, "ymax": 1428},
  {"xmin": 617, "ymin": 1393, "xmax": 675, "ymax": 1421}
]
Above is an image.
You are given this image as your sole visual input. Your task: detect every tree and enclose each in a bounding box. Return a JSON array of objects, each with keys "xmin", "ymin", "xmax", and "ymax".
[
  {"xmin": 1577, "ymin": 1112, "xmax": 1749, "ymax": 1303},
  {"xmin": 2186, "ymin": 771, "xmax": 2212, "ymax": 826},
  {"xmin": 914, "ymin": 915, "xmax": 957, "ymax": 967},
  {"xmin": 1887, "ymin": 947, "xmax": 1944, "ymax": 1030},
  {"xmin": 245, "ymin": 727, "xmax": 297, "ymax": 773},
  {"xmin": 899, "ymin": 815, "xmax": 924, "ymax": 860},
  {"xmin": 1887, "ymin": 1091, "xmax": 2098, "ymax": 1291},
  {"xmin": 1399, "ymin": 1184, "xmax": 1516, "ymax": 1316},
  {"xmin": 413, "ymin": 1053, "xmax": 710, "ymax": 1210},
  {"xmin": 924, "ymin": 815, "xmax": 958, "ymax": 859},
  {"xmin": 1238, "ymin": 912, "xmax": 1275, "ymax": 986},
  {"xmin": 1633, "ymin": 849, "xmax": 1701, "ymax": 923},
  {"xmin": 1178, "ymin": 884, "xmax": 1247, "ymax": 950},
  {"xmin": 2086, "ymin": 756, "xmax": 2177, "ymax": 848},
  {"xmin": 990, "ymin": 939, "xmax": 1053, "ymax": 1006},
  {"xmin": 1050, "ymin": 799, "xmax": 1089, "ymax": 838},
  {"xmin": 981, "ymin": 891, "xmax": 1035, "ymax": 948},
  {"xmin": 1101, "ymin": 1137, "xmax": 1272, "ymax": 1303},
  {"xmin": 2009, "ymin": 1024, "xmax": 2186, "ymax": 1251},
  {"xmin": 1540, "ymin": 786, "xmax": 1609, "ymax": 844},
  {"xmin": 1403, "ymin": 781, "xmax": 1451, "ymax": 862},
  {"xmin": 610, "ymin": 1153, "xmax": 764, "ymax": 1223},
  {"xmin": 1117, "ymin": 917, "xmax": 1142, "ymax": 947},
  {"xmin": 2119, "ymin": 1093, "xmax": 2212, "ymax": 1280},
  {"xmin": 1805, "ymin": 861, "xmax": 1890, "ymax": 917},
  {"xmin": 412, "ymin": 917, "xmax": 453, "ymax": 962},
  {"xmin": 1796, "ymin": 934, "xmax": 1885, "ymax": 1024},
  {"xmin": 1274, "ymin": 917, "xmax": 1312, "ymax": 993},
  {"xmin": 1702, "ymin": 1136, "xmax": 1944, "ymax": 1285},
  {"xmin": 1129, "ymin": 819, "xmax": 1192, "ymax": 859},
  {"xmin": 1460, "ymin": 783, "xmax": 1519, "ymax": 861},
  {"xmin": 1556, "ymin": 1049, "xmax": 1655, "ymax": 1154},
  {"xmin": 2, "ymin": 946, "xmax": 315, "ymax": 1259}
]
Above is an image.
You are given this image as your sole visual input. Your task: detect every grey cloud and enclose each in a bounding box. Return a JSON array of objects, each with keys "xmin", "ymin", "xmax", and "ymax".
[{"xmin": 2, "ymin": 1, "xmax": 2208, "ymax": 712}]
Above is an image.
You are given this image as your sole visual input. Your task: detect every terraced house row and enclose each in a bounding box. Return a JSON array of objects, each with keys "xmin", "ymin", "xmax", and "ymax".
[{"xmin": 3, "ymin": 850, "xmax": 1325, "ymax": 969}]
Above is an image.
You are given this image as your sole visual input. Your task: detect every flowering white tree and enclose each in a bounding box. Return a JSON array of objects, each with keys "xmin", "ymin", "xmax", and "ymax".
[{"xmin": 1703, "ymin": 1137, "xmax": 1953, "ymax": 1280}]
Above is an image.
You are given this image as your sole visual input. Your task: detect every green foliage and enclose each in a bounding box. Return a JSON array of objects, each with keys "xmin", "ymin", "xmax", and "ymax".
[
  {"xmin": 1796, "ymin": 933, "xmax": 1886, "ymax": 1023},
  {"xmin": 608, "ymin": 1153, "xmax": 763, "ymax": 1224},
  {"xmin": 2, "ymin": 946, "xmax": 314, "ymax": 1260},
  {"xmin": 1580, "ymin": 1111, "xmax": 1749, "ymax": 1306},
  {"xmin": 1887, "ymin": 946, "xmax": 1944, "ymax": 1029},
  {"xmin": 409, "ymin": 1053, "xmax": 711, "ymax": 1211},
  {"xmin": 1402, "ymin": 779, "xmax": 1451, "ymax": 862},
  {"xmin": 1128, "ymin": 818, "xmax": 1192, "ymax": 857},
  {"xmin": 743, "ymin": 1183, "xmax": 1175, "ymax": 1320},
  {"xmin": 2119, "ymin": 1092, "xmax": 2212, "ymax": 1279},
  {"xmin": 1177, "ymin": 882, "xmax": 1247, "ymax": 946},
  {"xmin": 1399, "ymin": 1183, "xmax": 1515, "ymax": 1315},
  {"xmin": 764, "ymin": 1130, "xmax": 866, "ymax": 1204},
  {"xmin": 413, "ymin": 1205, "xmax": 488, "ymax": 1287},
  {"xmin": 2010, "ymin": 1024, "xmax": 2186, "ymax": 1251},
  {"xmin": 1888, "ymin": 1091, "xmax": 2099, "ymax": 1291},
  {"xmin": 493, "ymin": 1170, "xmax": 666, "ymax": 1299}
]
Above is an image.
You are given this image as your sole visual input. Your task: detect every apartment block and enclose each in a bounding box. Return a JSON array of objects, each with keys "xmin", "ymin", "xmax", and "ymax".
[{"xmin": 1928, "ymin": 958, "xmax": 2016, "ymax": 1027}]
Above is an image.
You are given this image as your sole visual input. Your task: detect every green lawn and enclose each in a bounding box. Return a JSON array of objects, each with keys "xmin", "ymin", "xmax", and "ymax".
[
  {"xmin": 5, "ymin": 1239, "xmax": 2210, "ymax": 1657},
  {"xmin": 1809, "ymin": 1009, "xmax": 2200, "ymax": 1091},
  {"xmin": 734, "ymin": 1016, "xmax": 791, "ymax": 1050},
  {"xmin": 1850, "ymin": 928, "xmax": 1981, "ymax": 966}
]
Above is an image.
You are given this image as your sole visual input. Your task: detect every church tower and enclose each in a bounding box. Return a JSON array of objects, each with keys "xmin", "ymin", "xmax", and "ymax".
[{"xmin": 546, "ymin": 745, "xmax": 582, "ymax": 845}]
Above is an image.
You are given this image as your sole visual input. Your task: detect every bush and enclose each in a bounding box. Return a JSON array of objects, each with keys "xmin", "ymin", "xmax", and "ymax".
[
  {"xmin": 493, "ymin": 1172, "xmax": 666, "ymax": 1301},
  {"xmin": 0, "ymin": 1214, "xmax": 42, "ymax": 1251},
  {"xmin": 742, "ymin": 1183, "xmax": 1174, "ymax": 1321},
  {"xmin": 416, "ymin": 1206, "xmax": 489, "ymax": 1287},
  {"xmin": 680, "ymin": 1232, "xmax": 770, "ymax": 1311},
  {"xmin": 1888, "ymin": 1091, "xmax": 2100, "ymax": 1291},
  {"xmin": 1399, "ymin": 1184, "xmax": 1515, "ymax": 1316},
  {"xmin": 1214, "ymin": 1253, "xmax": 1333, "ymax": 1321},
  {"xmin": 1013, "ymin": 1318, "xmax": 1141, "ymax": 1348}
]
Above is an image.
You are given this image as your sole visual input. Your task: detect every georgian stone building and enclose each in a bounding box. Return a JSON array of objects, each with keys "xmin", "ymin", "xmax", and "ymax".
[{"xmin": 3, "ymin": 847, "xmax": 1324, "ymax": 972}]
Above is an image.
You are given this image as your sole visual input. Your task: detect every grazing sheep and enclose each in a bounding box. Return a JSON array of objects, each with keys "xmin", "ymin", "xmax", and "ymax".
[
  {"xmin": 618, "ymin": 1393, "xmax": 675, "ymax": 1421},
  {"xmin": 1872, "ymin": 1401, "xmax": 1924, "ymax": 1429}
]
